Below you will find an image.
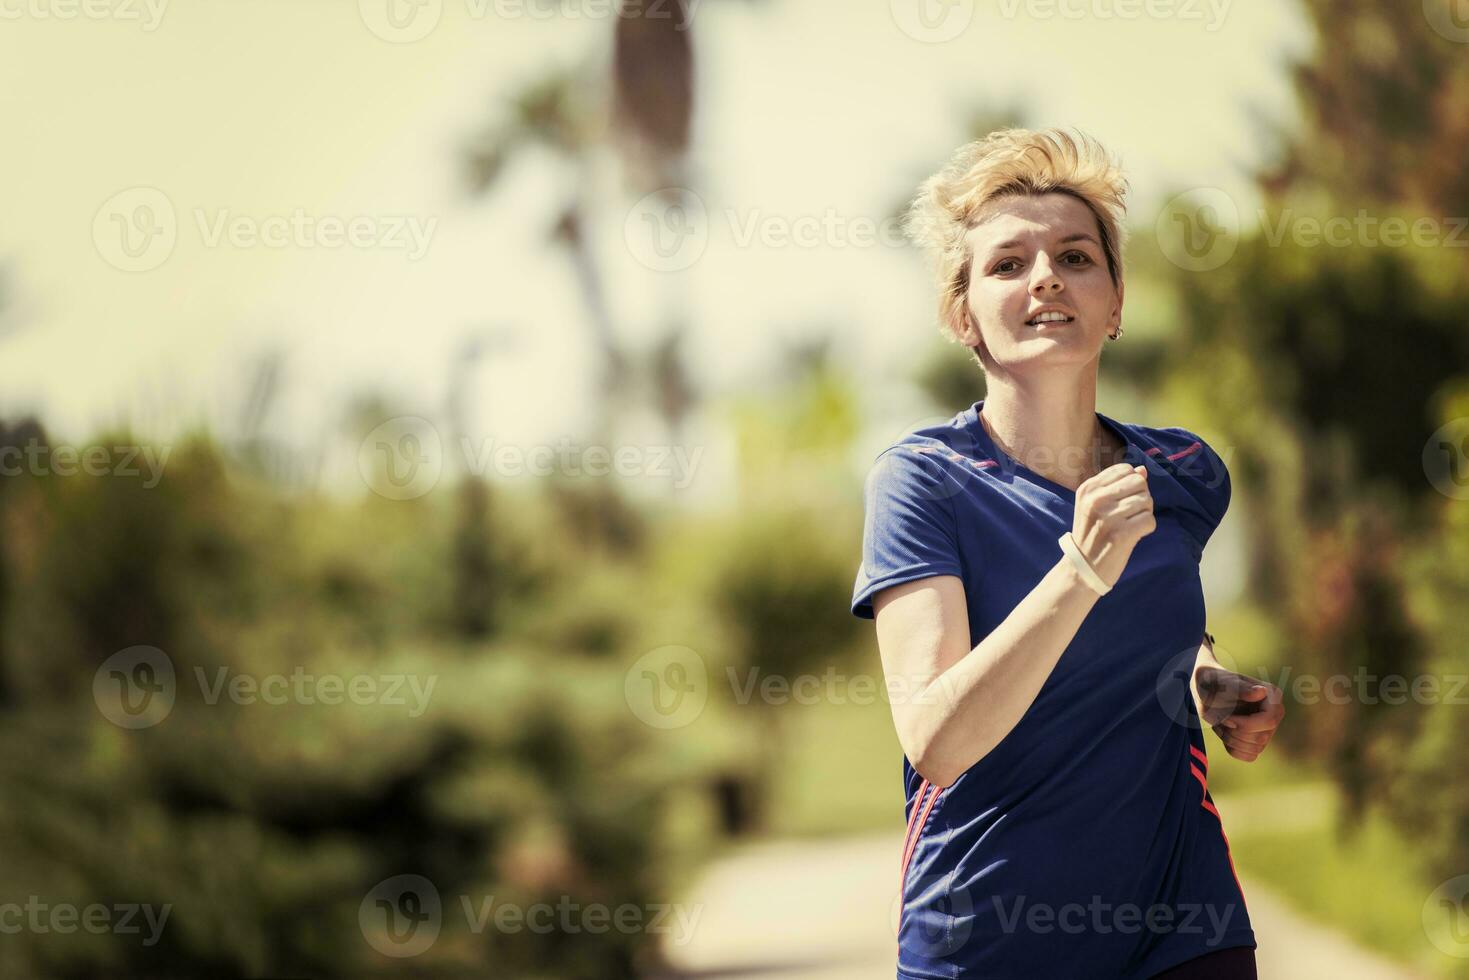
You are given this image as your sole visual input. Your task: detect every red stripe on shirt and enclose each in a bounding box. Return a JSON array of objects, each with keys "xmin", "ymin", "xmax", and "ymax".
[
  {"xmin": 900, "ymin": 779, "xmax": 932, "ymax": 869},
  {"xmin": 1191, "ymin": 752, "xmax": 1248, "ymax": 915},
  {"xmin": 898, "ymin": 782, "xmax": 943, "ymax": 934}
]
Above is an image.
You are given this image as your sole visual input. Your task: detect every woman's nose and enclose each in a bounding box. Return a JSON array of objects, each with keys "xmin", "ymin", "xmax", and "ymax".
[{"xmin": 1030, "ymin": 257, "xmax": 1063, "ymax": 293}]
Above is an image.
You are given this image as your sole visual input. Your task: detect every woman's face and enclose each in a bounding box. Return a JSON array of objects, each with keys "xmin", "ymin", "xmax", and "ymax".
[{"xmin": 959, "ymin": 191, "xmax": 1123, "ymax": 371}]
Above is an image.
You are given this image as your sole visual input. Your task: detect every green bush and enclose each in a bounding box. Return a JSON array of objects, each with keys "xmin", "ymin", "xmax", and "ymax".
[{"xmin": 0, "ymin": 433, "xmax": 737, "ymax": 979}]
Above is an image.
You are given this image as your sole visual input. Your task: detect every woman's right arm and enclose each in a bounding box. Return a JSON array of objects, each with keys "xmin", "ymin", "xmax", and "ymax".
[{"xmin": 872, "ymin": 462, "xmax": 1154, "ymax": 788}]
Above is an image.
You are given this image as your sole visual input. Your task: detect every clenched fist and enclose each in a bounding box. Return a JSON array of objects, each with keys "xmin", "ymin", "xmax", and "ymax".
[
  {"xmin": 1193, "ymin": 666, "xmax": 1286, "ymax": 762},
  {"xmin": 1072, "ymin": 463, "xmax": 1156, "ymax": 587}
]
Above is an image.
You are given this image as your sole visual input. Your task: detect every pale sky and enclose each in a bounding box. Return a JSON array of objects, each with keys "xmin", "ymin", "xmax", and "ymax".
[{"xmin": 0, "ymin": 0, "xmax": 1311, "ymax": 494}]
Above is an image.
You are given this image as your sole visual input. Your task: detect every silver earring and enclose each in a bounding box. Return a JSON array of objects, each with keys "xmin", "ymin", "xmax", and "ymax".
[{"xmin": 1110, "ymin": 324, "xmax": 1123, "ymax": 341}]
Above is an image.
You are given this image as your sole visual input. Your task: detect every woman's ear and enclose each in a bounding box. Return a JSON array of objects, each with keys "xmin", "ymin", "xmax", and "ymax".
[
  {"xmin": 1108, "ymin": 279, "xmax": 1125, "ymax": 332},
  {"xmin": 955, "ymin": 306, "xmax": 981, "ymax": 347},
  {"xmin": 958, "ymin": 309, "xmax": 990, "ymax": 369}
]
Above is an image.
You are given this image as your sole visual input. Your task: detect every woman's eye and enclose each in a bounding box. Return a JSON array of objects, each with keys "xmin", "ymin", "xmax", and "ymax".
[{"xmin": 993, "ymin": 251, "xmax": 1091, "ymax": 275}]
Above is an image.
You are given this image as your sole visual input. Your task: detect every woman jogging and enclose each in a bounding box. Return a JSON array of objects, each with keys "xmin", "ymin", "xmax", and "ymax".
[{"xmin": 851, "ymin": 128, "xmax": 1286, "ymax": 979}]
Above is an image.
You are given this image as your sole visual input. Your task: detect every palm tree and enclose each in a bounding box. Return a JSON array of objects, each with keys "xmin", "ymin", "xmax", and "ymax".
[
  {"xmin": 460, "ymin": 0, "xmax": 741, "ymax": 458},
  {"xmin": 445, "ymin": 328, "xmax": 517, "ymax": 640}
]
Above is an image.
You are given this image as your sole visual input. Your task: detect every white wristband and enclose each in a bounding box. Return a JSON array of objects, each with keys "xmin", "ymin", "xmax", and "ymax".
[{"xmin": 1057, "ymin": 531, "xmax": 1111, "ymax": 596}]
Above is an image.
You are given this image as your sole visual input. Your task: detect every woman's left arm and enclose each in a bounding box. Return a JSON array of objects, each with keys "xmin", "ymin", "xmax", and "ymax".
[{"xmin": 1190, "ymin": 632, "xmax": 1286, "ymax": 763}]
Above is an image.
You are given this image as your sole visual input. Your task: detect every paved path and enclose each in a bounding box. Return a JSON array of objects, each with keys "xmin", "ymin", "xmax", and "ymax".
[{"xmin": 653, "ymin": 830, "xmax": 1426, "ymax": 979}]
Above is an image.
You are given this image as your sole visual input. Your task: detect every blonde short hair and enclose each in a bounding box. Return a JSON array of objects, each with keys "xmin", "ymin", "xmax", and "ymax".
[{"xmin": 902, "ymin": 127, "xmax": 1130, "ymax": 350}]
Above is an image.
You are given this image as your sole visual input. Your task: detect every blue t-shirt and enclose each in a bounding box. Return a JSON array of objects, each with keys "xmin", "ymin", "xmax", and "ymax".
[{"xmin": 852, "ymin": 399, "xmax": 1255, "ymax": 979}]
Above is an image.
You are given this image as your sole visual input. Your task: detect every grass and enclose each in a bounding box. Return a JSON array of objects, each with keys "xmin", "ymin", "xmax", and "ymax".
[
  {"xmin": 1222, "ymin": 798, "xmax": 1456, "ymax": 977},
  {"xmin": 766, "ymin": 674, "xmax": 904, "ymax": 838}
]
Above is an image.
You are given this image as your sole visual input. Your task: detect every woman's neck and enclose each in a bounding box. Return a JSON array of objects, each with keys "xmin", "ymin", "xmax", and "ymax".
[{"xmin": 978, "ymin": 378, "xmax": 1126, "ymax": 490}]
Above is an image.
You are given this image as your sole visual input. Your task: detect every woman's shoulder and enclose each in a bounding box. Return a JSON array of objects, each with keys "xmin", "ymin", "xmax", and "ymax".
[
  {"xmin": 868, "ymin": 404, "xmax": 994, "ymax": 472},
  {"xmin": 1122, "ymin": 420, "xmax": 1233, "ymax": 524},
  {"xmin": 1124, "ymin": 422, "xmax": 1229, "ymax": 477}
]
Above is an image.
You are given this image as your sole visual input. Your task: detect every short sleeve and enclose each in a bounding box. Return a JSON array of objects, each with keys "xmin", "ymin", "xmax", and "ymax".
[
  {"xmin": 851, "ymin": 447, "xmax": 964, "ymax": 619},
  {"xmin": 1164, "ymin": 428, "xmax": 1232, "ymax": 547}
]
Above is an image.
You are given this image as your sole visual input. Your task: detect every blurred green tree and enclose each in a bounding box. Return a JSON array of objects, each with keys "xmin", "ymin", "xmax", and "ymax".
[{"xmin": 1157, "ymin": 0, "xmax": 1469, "ymax": 877}]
